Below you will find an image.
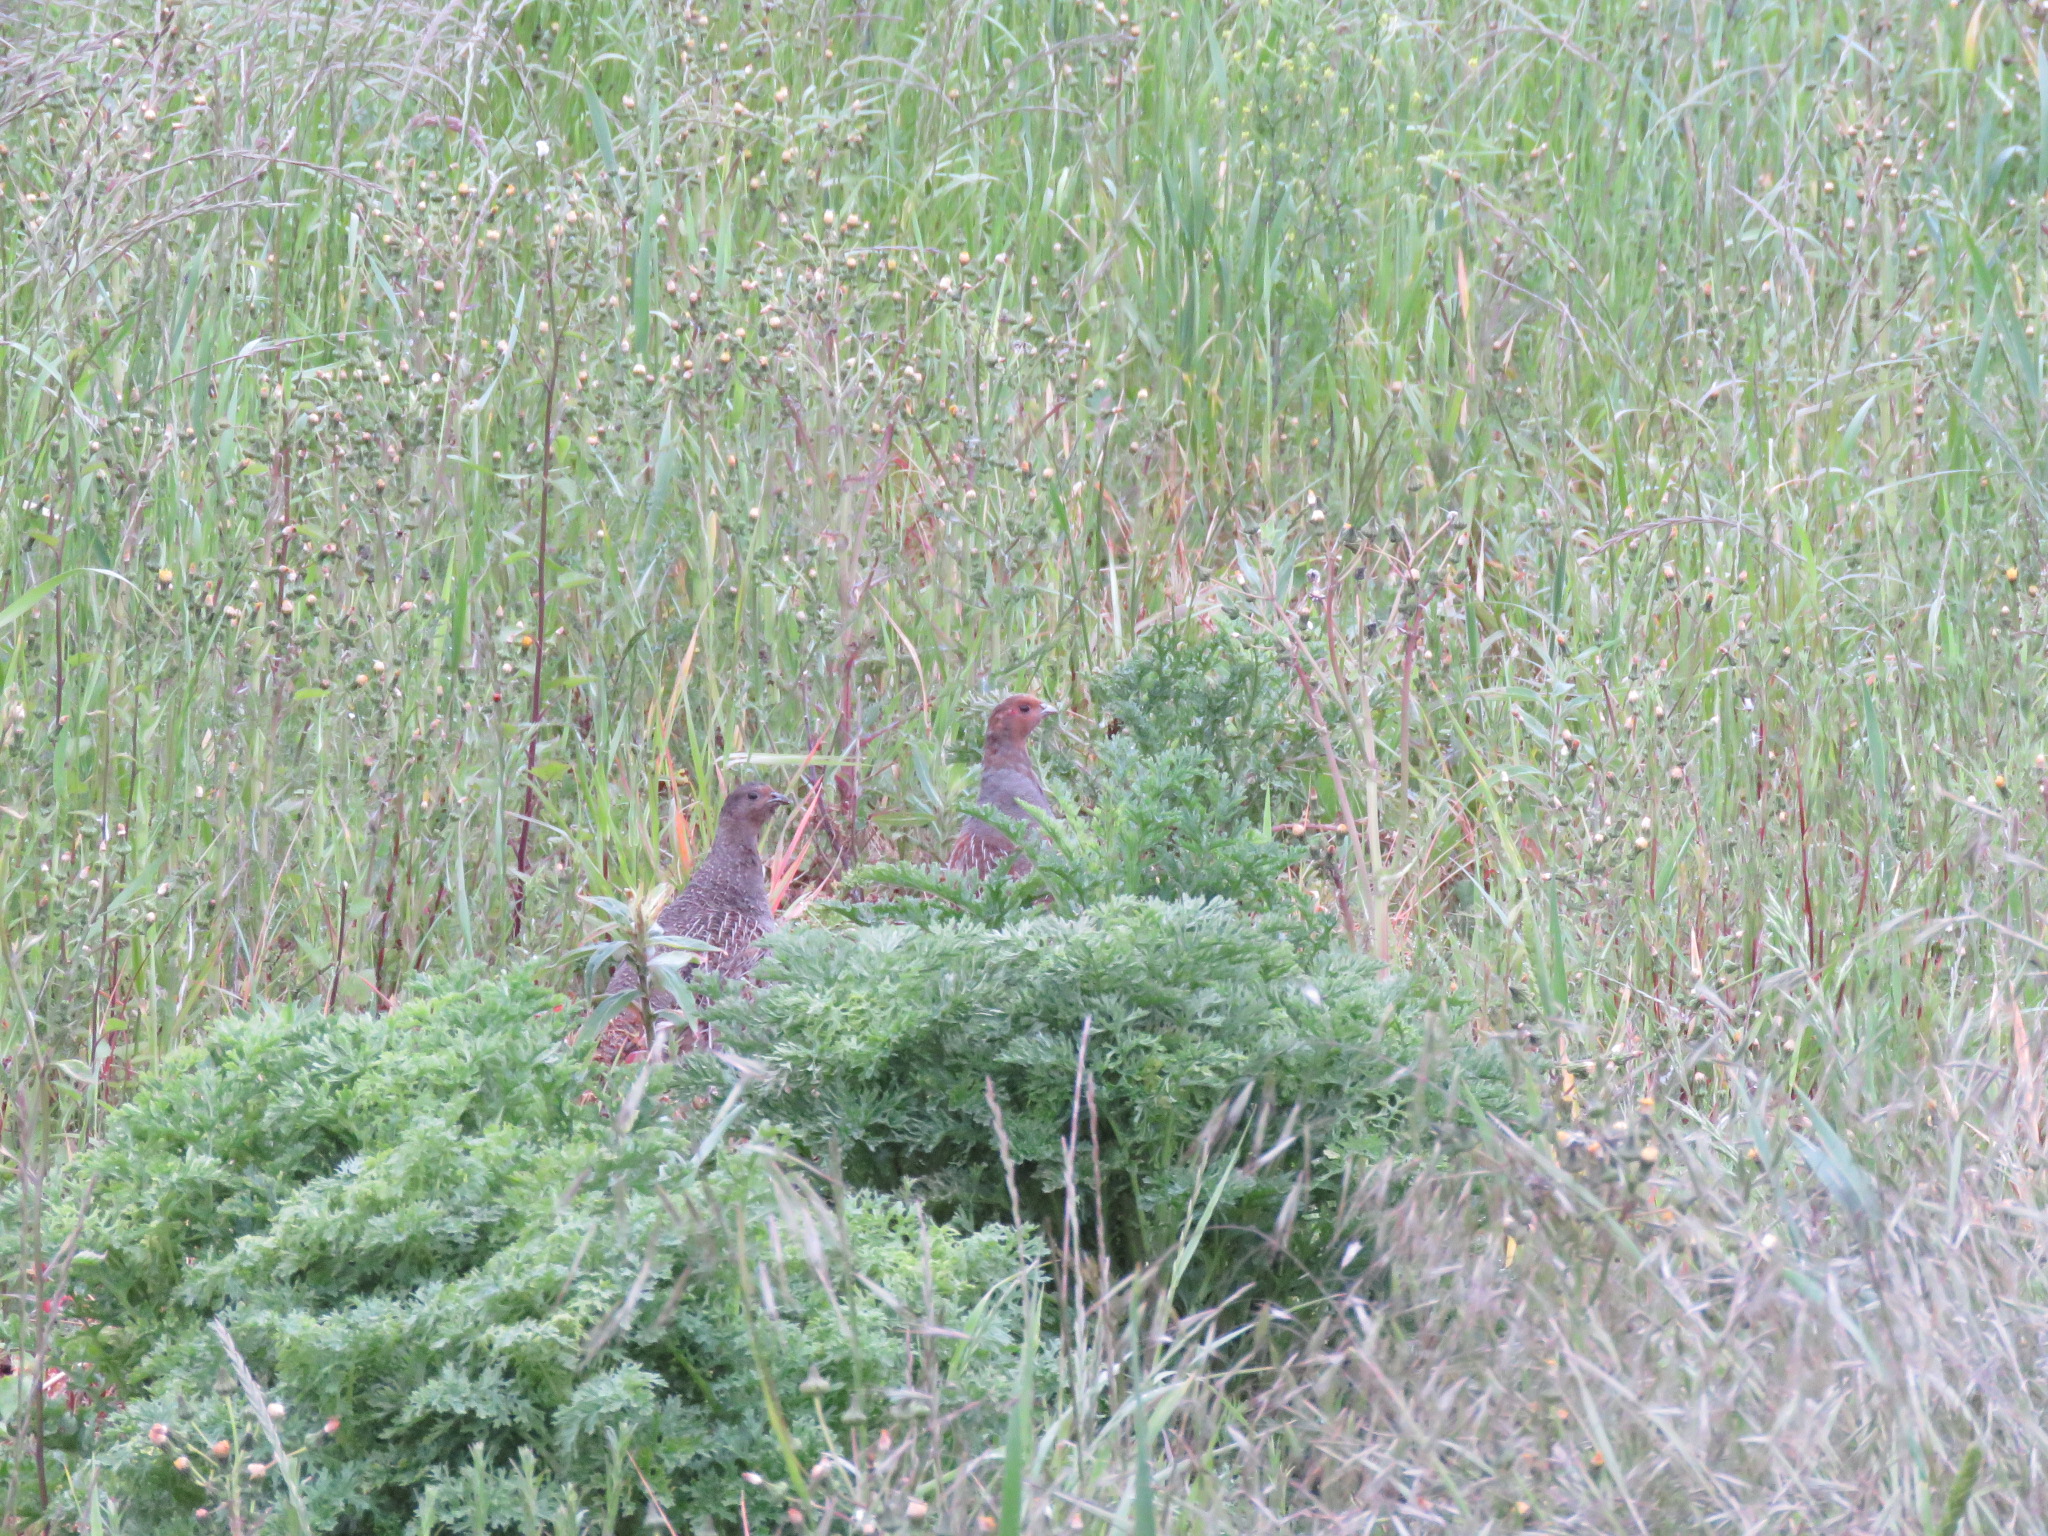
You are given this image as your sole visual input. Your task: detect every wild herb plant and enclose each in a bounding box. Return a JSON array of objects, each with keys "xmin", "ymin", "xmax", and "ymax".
[
  {"xmin": 720, "ymin": 895, "xmax": 1505, "ymax": 1306},
  {"xmin": 40, "ymin": 970, "xmax": 1033, "ymax": 1532},
  {"xmin": 1094, "ymin": 615, "xmax": 1313, "ymax": 809}
]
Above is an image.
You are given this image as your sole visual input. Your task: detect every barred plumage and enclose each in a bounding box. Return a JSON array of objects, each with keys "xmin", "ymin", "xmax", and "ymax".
[{"xmin": 596, "ymin": 782, "xmax": 791, "ymax": 1061}]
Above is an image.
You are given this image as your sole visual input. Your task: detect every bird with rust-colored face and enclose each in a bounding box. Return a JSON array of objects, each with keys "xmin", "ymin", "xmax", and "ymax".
[
  {"xmin": 597, "ymin": 781, "xmax": 792, "ymax": 1060},
  {"xmin": 949, "ymin": 694, "xmax": 1058, "ymax": 875}
]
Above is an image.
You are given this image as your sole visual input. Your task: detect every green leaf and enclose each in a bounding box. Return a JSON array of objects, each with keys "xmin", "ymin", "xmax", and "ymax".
[
  {"xmin": 721, "ymin": 752, "xmax": 853, "ymax": 769},
  {"xmin": 584, "ymin": 82, "xmax": 620, "ymax": 178},
  {"xmin": 996, "ymin": 1277, "xmax": 1040, "ymax": 1536},
  {"xmin": 1132, "ymin": 1392, "xmax": 1156, "ymax": 1536},
  {"xmin": 0, "ymin": 567, "xmax": 130, "ymax": 632},
  {"xmin": 1793, "ymin": 1107, "xmax": 1882, "ymax": 1232}
]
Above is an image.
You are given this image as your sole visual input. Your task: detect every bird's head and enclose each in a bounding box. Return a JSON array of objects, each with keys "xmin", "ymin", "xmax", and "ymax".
[
  {"xmin": 985, "ymin": 694, "xmax": 1055, "ymax": 748},
  {"xmin": 720, "ymin": 782, "xmax": 794, "ymax": 831}
]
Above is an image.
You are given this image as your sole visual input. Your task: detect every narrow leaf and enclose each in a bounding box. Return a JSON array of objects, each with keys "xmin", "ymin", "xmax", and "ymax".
[{"xmin": 996, "ymin": 1276, "xmax": 1041, "ymax": 1536}]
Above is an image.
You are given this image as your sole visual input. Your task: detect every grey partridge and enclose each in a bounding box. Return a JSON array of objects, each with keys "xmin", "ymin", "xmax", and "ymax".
[
  {"xmin": 949, "ymin": 694, "xmax": 1057, "ymax": 876},
  {"xmin": 596, "ymin": 781, "xmax": 792, "ymax": 1060}
]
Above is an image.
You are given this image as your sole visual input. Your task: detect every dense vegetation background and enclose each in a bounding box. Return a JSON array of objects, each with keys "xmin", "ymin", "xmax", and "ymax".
[{"xmin": 6, "ymin": 0, "xmax": 2048, "ymax": 1527}]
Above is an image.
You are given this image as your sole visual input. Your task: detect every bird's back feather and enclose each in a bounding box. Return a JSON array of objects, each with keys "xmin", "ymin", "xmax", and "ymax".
[{"xmin": 598, "ymin": 819, "xmax": 777, "ymax": 1057}]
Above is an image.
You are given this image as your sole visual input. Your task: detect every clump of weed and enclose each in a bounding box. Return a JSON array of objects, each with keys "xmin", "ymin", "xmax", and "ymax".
[
  {"xmin": 54, "ymin": 969, "xmax": 1033, "ymax": 1533},
  {"xmin": 1096, "ymin": 614, "xmax": 1314, "ymax": 810},
  {"xmin": 714, "ymin": 895, "xmax": 1505, "ymax": 1311}
]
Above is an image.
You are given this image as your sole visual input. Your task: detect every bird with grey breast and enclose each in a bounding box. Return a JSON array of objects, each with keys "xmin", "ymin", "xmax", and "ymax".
[
  {"xmin": 596, "ymin": 781, "xmax": 791, "ymax": 1061},
  {"xmin": 948, "ymin": 694, "xmax": 1058, "ymax": 876}
]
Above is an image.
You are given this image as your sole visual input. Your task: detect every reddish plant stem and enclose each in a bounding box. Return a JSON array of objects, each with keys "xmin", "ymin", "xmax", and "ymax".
[
  {"xmin": 1397, "ymin": 605, "xmax": 1422, "ymax": 776},
  {"xmin": 325, "ymin": 882, "xmax": 349, "ymax": 1014},
  {"xmin": 372, "ymin": 804, "xmax": 403, "ymax": 1008},
  {"xmin": 410, "ymin": 880, "xmax": 451, "ymax": 975}
]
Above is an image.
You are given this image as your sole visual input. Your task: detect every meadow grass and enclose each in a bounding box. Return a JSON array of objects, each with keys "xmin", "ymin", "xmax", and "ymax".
[{"xmin": 6, "ymin": 0, "xmax": 2048, "ymax": 1526}]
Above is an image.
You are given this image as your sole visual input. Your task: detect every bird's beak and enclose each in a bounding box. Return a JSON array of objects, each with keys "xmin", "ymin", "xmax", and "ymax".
[
  {"xmin": 768, "ymin": 790, "xmax": 795, "ymax": 807},
  {"xmin": 1041, "ymin": 704, "xmax": 1061, "ymax": 716}
]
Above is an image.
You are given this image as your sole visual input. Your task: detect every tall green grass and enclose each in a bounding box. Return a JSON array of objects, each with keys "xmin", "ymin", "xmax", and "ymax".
[{"xmin": 7, "ymin": 0, "xmax": 2048, "ymax": 1525}]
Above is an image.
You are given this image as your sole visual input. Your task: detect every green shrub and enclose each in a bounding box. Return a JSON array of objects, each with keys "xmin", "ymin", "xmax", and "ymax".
[
  {"xmin": 58, "ymin": 969, "xmax": 1034, "ymax": 1534},
  {"xmin": 717, "ymin": 896, "xmax": 1508, "ymax": 1307},
  {"xmin": 1094, "ymin": 614, "xmax": 1314, "ymax": 808},
  {"xmin": 845, "ymin": 737, "xmax": 1329, "ymax": 943}
]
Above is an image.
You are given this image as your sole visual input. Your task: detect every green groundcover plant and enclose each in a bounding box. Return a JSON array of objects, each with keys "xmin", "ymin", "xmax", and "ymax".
[
  {"xmin": 714, "ymin": 702, "xmax": 1512, "ymax": 1307},
  {"xmin": 52, "ymin": 969, "xmax": 1035, "ymax": 1534},
  {"xmin": 1092, "ymin": 611, "xmax": 1314, "ymax": 814},
  {"xmin": 720, "ymin": 896, "xmax": 1509, "ymax": 1306}
]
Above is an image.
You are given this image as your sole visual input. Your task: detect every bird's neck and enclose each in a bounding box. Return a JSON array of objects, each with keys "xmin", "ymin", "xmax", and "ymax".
[
  {"xmin": 983, "ymin": 734, "xmax": 1037, "ymax": 776},
  {"xmin": 706, "ymin": 820, "xmax": 766, "ymax": 872}
]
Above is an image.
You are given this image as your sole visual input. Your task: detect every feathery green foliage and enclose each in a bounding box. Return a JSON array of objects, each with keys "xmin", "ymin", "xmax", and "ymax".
[
  {"xmin": 723, "ymin": 896, "xmax": 1503, "ymax": 1299},
  {"xmin": 1095, "ymin": 615, "xmax": 1312, "ymax": 808},
  {"xmin": 50, "ymin": 970, "xmax": 1034, "ymax": 1533}
]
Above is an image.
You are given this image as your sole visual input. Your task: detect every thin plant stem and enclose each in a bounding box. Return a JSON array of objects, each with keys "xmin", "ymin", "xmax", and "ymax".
[{"xmin": 511, "ymin": 251, "xmax": 563, "ymax": 946}]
